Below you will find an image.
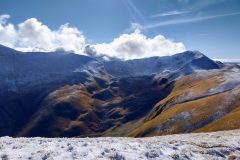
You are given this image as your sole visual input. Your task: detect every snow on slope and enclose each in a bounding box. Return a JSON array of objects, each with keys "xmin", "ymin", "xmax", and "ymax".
[{"xmin": 0, "ymin": 130, "xmax": 240, "ymax": 160}]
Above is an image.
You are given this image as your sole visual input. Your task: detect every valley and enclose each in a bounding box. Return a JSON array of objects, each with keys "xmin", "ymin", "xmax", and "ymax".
[{"xmin": 0, "ymin": 45, "xmax": 239, "ymax": 138}]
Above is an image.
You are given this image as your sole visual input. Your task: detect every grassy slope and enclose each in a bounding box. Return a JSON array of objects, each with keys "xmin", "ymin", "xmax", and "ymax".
[
  {"xmin": 128, "ymin": 72, "xmax": 240, "ymax": 137},
  {"xmin": 195, "ymin": 106, "xmax": 240, "ymax": 132},
  {"xmin": 17, "ymin": 70, "xmax": 240, "ymax": 137},
  {"xmin": 17, "ymin": 82, "xmax": 106, "ymax": 137},
  {"xmin": 17, "ymin": 74, "xmax": 171, "ymax": 137}
]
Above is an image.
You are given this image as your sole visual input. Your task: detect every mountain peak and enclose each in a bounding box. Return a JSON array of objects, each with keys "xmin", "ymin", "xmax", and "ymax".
[
  {"xmin": 172, "ymin": 50, "xmax": 205, "ymax": 59},
  {"xmin": 191, "ymin": 50, "xmax": 205, "ymax": 59}
]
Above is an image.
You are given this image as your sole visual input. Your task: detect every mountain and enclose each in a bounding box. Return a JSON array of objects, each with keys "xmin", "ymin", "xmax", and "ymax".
[
  {"xmin": 103, "ymin": 51, "xmax": 220, "ymax": 77},
  {"xmin": 0, "ymin": 44, "xmax": 239, "ymax": 137},
  {"xmin": 0, "ymin": 44, "xmax": 94, "ymax": 93},
  {"xmin": 129, "ymin": 67, "xmax": 240, "ymax": 136}
]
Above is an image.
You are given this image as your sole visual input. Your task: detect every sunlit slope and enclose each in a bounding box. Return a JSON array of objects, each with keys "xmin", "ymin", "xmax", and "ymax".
[
  {"xmin": 18, "ymin": 68, "xmax": 240, "ymax": 137},
  {"xmin": 129, "ymin": 69, "xmax": 240, "ymax": 137},
  {"xmin": 195, "ymin": 106, "xmax": 240, "ymax": 132}
]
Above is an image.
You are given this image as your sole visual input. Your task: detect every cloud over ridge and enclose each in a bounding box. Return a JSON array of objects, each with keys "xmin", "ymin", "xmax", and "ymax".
[
  {"xmin": 92, "ymin": 29, "xmax": 185, "ymax": 59},
  {"xmin": 0, "ymin": 15, "xmax": 186, "ymax": 59}
]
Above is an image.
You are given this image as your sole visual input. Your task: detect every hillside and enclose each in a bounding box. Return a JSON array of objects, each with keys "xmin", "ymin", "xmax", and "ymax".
[
  {"xmin": 0, "ymin": 45, "xmax": 239, "ymax": 137},
  {"xmin": 129, "ymin": 68, "xmax": 240, "ymax": 137}
]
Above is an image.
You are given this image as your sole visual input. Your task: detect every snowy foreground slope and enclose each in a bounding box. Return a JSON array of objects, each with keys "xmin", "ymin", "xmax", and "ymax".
[{"xmin": 1, "ymin": 130, "xmax": 240, "ymax": 160}]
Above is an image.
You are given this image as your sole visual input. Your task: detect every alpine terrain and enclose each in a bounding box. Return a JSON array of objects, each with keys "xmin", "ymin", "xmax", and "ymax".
[{"xmin": 0, "ymin": 44, "xmax": 239, "ymax": 138}]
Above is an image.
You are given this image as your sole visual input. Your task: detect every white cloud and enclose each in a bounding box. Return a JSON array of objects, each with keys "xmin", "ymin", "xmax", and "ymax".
[
  {"xmin": 92, "ymin": 29, "xmax": 186, "ymax": 60},
  {"xmin": 0, "ymin": 14, "xmax": 17, "ymax": 48},
  {"xmin": 0, "ymin": 16, "xmax": 85, "ymax": 53},
  {"xmin": 0, "ymin": 14, "xmax": 10, "ymax": 24},
  {"xmin": 130, "ymin": 23, "xmax": 144, "ymax": 31},
  {"xmin": 0, "ymin": 15, "xmax": 186, "ymax": 60}
]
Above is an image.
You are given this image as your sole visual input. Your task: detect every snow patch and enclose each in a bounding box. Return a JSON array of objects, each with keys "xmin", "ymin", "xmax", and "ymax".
[{"xmin": 0, "ymin": 130, "xmax": 240, "ymax": 160}]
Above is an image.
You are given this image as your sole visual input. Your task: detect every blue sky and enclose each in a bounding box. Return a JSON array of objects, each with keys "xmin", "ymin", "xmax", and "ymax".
[{"xmin": 0, "ymin": 0, "xmax": 240, "ymax": 59}]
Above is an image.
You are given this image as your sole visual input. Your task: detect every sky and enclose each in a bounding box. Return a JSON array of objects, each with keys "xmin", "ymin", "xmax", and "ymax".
[{"xmin": 0, "ymin": 0, "xmax": 240, "ymax": 59}]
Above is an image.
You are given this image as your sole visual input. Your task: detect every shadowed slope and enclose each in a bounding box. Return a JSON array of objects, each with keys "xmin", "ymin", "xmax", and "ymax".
[{"xmin": 17, "ymin": 74, "xmax": 174, "ymax": 137}]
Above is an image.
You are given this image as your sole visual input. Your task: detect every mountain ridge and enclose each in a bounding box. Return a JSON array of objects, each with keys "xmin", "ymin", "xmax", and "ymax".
[{"xmin": 0, "ymin": 44, "xmax": 239, "ymax": 137}]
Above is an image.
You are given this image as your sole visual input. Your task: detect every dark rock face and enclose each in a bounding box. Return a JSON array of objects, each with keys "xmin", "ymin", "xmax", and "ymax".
[{"xmin": 0, "ymin": 45, "xmax": 223, "ymax": 137}]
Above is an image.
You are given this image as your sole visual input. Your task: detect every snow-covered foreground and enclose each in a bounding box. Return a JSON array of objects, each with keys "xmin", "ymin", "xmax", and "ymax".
[{"xmin": 0, "ymin": 130, "xmax": 240, "ymax": 160}]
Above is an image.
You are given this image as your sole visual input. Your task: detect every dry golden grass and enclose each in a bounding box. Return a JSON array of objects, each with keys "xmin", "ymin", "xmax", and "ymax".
[
  {"xmin": 195, "ymin": 106, "xmax": 240, "ymax": 132},
  {"xmin": 146, "ymin": 72, "xmax": 223, "ymax": 121},
  {"xmin": 103, "ymin": 120, "xmax": 137, "ymax": 137},
  {"xmin": 64, "ymin": 120, "xmax": 91, "ymax": 135},
  {"xmin": 18, "ymin": 70, "xmax": 240, "ymax": 137},
  {"xmin": 129, "ymin": 72, "xmax": 240, "ymax": 137},
  {"xmin": 129, "ymin": 93, "xmax": 228, "ymax": 137}
]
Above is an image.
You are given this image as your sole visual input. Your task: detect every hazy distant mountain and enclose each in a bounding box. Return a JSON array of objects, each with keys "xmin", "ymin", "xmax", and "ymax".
[{"xmin": 0, "ymin": 44, "xmax": 239, "ymax": 137}]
